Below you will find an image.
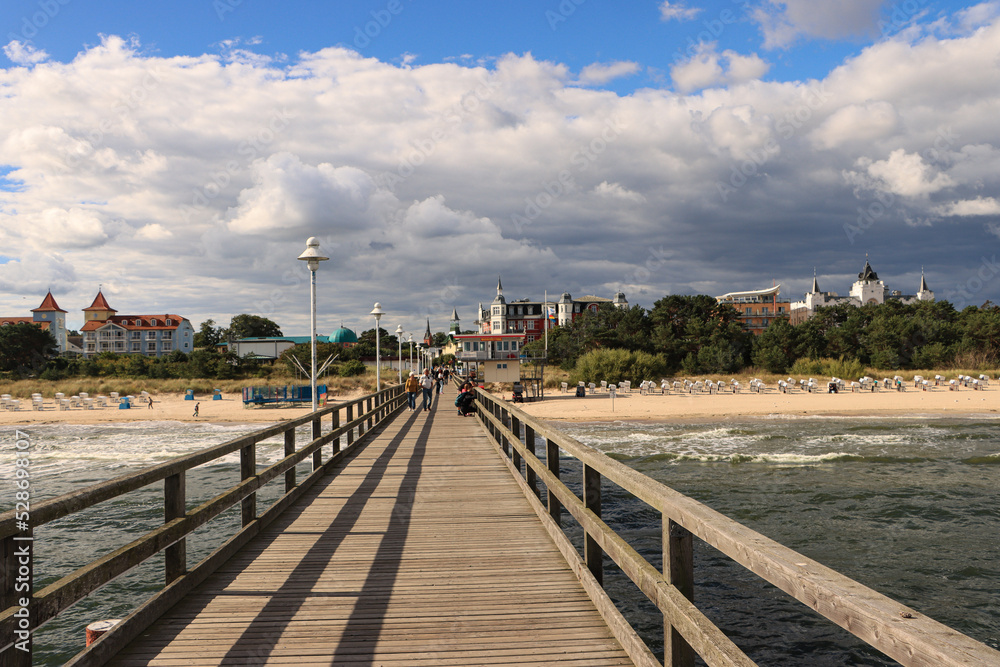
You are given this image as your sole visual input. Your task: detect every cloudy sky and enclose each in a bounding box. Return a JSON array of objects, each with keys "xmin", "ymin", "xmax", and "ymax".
[{"xmin": 2, "ymin": 0, "xmax": 999, "ymax": 337}]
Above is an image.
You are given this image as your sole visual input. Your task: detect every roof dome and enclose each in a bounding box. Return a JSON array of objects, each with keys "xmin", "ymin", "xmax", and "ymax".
[{"xmin": 330, "ymin": 326, "xmax": 358, "ymax": 344}]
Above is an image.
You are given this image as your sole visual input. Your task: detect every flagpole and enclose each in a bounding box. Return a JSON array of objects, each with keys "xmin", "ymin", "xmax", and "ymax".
[{"xmin": 544, "ymin": 289, "xmax": 548, "ymax": 353}]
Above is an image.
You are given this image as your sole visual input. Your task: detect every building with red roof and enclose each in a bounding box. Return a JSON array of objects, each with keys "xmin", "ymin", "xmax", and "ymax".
[
  {"xmin": 0, "ymin": 291, "xmax": 69, "ymax": 352},
  {"xmin": 80, "ymin": 290, "xmax": 194, "ymax": 358}
]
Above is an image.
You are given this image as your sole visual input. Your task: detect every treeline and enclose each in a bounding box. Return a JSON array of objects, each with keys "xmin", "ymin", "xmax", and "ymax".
[{"xmin": 523, "ymin": 296, "xmax": 1000, "ymax": 376}]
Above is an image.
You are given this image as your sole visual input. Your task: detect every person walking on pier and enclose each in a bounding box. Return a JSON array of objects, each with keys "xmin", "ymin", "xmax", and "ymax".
[
  {"xmin": 404, "ymin": 371, "xmax": 420, "ymax": 411},
  {"xmin": 420, "ymin": 368, "xmax": 434, "ymax": 412}
]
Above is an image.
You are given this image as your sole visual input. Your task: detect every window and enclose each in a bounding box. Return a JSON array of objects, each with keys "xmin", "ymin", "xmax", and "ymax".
[
  {"xmin": 162, "ymin": 342, "xmax": 172, "ymax": 352},
  {"xmin": 162, "ymin": 331, "xmax": 172, "ymax": 340},
  {"xmin": 165, "ymin": 318, "xmax": 172, "ymax": 325},
  {"xmin": 512, "ymin": 341, "xmax": 518, "ymax": 350},
  {"xmin": 130, "ymin": 342, "xmax": 140, "ymax": 352},
  {"xmin": 131, "ymin": 331, "xmax": 141, "ymax": 340},
  {"xmin": 147, "ymin": 342, "xmax": 156, "ymax": 352},
  {"xmin": 150, "ymin": 318, "xmax": 157, "ymax": 326},
  {"xmin": 778, "ymin": 307, "xmax": 785, "ymax": 314}
]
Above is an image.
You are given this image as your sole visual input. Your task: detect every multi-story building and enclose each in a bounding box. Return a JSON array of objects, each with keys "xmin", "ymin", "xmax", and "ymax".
[
  {"xmin": 474, "ymin": 277, "xmax": 628, "ymax": 342},
  {"xmin": 0, "ymin": 291, "xmax": 70, "ymax": 352},
  {"xmin": 789, "ymin": 260, "xmax": 934, "ymax": 322},
  {"xmin": 714, "ymin": 285, "xmax": 791, "ymax": 335},
  {"xmin": 80, "ymin": 290, "xmax": 195, "ymax": 358},
  {"xmin": 456, "ymin": 279, "xmax": 627, "ymax": 382}
]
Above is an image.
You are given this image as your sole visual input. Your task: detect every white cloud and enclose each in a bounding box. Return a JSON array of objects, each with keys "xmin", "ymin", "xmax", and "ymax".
[
  {"xmin": 659, "ymin": 1, "xmax": 701, "ymax": 22},
  {"xmin": 752, "ymin": 0, "xmax": 886, "ymax": 48},
  {"xmin": 576, "ymin": 61, "xmax": 640, "ymax": 86},
  {"xmin": 593, "ymin": 181, "xmax": 646, "ymax": 203},
  {"xmin": 135, "ymin": 223, "xmax": 173, "ymax": 240},
  {"xmin": 1, "ymin": 16, "xmax": 1000, "ymax": 330},
  {"xmin": 671, "ymin": 47, "xmax": 769, "ymax": 93},
  {"xmin": 3, "ymin": 40, "xmax": 49, "ymax": 65},
  {"xmin": 848, "ymin": 149, "xmax": 955, "ymax": 198},
  {"xmin": 934, "ymin": 197, "xmax": 1000, "ymax": 216},
  {"xmin": 810, "ymin": 101, "xmax": 900, "ymax": 150}
]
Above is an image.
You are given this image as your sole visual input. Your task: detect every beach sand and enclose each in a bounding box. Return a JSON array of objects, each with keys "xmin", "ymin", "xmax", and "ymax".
[
  {"xmin": 0, "ymin": 390, "xmax": 368, "ymax": 426},
  {"xmin": 2, "ymin": 383, "xmax": 997, "ymax": 426},
  {"xmin": 514, "ymin": 383, "xmax": 1000, "ymax": 422}
]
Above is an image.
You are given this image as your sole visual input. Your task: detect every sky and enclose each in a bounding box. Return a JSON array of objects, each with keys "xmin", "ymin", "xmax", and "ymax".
[{"xmin": 2, "ymin": 0, "xmax": 999, "ymax": 337}]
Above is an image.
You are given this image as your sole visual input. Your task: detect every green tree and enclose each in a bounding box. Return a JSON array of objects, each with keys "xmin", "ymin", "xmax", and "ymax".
[
  {"xmin": 226, "ymin": 314, "xmax": 282, "ymax": 340},
  {"xmin": 0, "ymin": 323, "xmax": 57, "ymax": 374},
  {"xmin": 194, "ymin": 319, "xmax": 224, "ymax": 348}
]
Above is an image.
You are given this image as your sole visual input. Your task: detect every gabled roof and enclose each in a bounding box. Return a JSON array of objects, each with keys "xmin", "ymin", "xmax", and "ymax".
[
  {"xmin": 84, "ymin": 290, "xmax": 116, "ymax": 312},
  {"xmin": 31, "ymin": 291, "xmax": 67, "ymax": 313},
  {"xmin": 1, "ymin": 318, "xmax": 50, "ymax": 330},
  {"xmin": 81, "ymin": 315, "xmax": 189, "ymax": 331}
]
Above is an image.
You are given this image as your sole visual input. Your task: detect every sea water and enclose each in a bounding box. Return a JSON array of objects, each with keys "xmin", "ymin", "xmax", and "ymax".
[
  {"xmin": 6, "ymin": 417, "xmax": 999, "ymax": 665},
  {"xmin": 558, "ymin": 415, "xmax": 1000, "ymax": 665}
]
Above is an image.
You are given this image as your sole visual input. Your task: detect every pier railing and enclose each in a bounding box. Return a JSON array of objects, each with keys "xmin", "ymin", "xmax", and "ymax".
[
  {"xmin": 0, "ymin": 384, "xmax": 404, "ymax": 666},
  {"xmin": 472, "ymin": 387, "xmax": 1000, "ymax": 667}
]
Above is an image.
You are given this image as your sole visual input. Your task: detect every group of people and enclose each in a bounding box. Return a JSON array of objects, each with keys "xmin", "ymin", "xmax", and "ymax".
[
  {"xmin": 403, "ymin": 366, "xmax": 452, "ymax": 412},
  {"xmin": 402, "ymin": 366, "xmax": 477, "ymax": 416}
]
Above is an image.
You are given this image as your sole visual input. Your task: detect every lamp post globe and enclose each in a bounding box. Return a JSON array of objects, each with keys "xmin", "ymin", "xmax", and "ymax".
[
  {"xmin": 296, "ymin": 237, "xmax": 329, "ymax": 412},
  {"xmin": 395, "ymin": 324, "xmax": 404, "ymax": 384},
  {"xmin": 370, "ymin": 302, "xmax": 384, "ymax": 391}
]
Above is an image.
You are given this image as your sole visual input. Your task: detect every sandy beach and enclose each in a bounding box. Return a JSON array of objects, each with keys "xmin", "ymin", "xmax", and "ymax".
[
  {"xmin": 515, "ymin": 383, "xmax": 1000, "ymax": 422},
  {"xmin": 2, "ymin": 382, "xmax": 997, "ymax": 425},
  {"xmin": 0, "ymin": 390, "xmax": 369, "ymax": 426}
]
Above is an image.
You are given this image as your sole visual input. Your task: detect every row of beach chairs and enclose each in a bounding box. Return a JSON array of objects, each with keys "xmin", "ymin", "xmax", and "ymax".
[
  {"xmin": 1, "ymin": 391, "xmax": 147, "ymax": 411},
  {"xmin": 558, "ymin": 374, "xmax": 997, "ymax": 397}
]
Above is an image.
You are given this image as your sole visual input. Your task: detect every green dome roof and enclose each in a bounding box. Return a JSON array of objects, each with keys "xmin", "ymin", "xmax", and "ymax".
[{"xmin": 330, "ymin": 326, "xmax": 358, "ymax": 344}]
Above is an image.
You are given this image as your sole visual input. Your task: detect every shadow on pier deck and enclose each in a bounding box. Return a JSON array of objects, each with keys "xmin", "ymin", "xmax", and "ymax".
[{"xmin": 108, "ymin": 388, "xmax": 633, "ymax": 666}]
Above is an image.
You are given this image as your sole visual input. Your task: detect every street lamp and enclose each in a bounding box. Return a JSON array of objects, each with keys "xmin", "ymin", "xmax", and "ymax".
[
  {"xmin": 395, "ymin": 324, "xmax": 404, "ymax": 384},
  {"xmin": 370, "ymin": 302, "xmax": 384, "ymax": 390},
  {"xmin": 408, "ymin": 333, "xmax": 414, "ymax": 374},
  {"xmin": 296, "ymin": 237, "xmax": 328, "ymax": 412}
]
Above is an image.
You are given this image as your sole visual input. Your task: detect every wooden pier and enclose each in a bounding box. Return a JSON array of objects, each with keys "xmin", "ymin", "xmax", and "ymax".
[
  {"xmin": 3, "ymin": 380, "xmax": 999, "ymax": 666},
  {"xmin": 107, "ymin": 390, "xmax": 632, "ymax": 665}
]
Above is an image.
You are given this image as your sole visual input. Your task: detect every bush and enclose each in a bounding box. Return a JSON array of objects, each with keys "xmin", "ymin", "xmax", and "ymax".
[
  {"xmin": 788, "ymin": 356, "xmax": 866, "ymax": 379},
  {"xmin": 339, "ymin": 359, "xmax": 366, "ymax": 377},
  {"xmin": 571, "ymin": 348, "xmax": 669, "ymax": 385}
]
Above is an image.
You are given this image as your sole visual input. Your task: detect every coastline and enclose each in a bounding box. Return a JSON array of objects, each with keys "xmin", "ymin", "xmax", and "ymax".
[
  {"xmin": 0, "ymin": 390, "xmax": 368, "ymax": 426},
  {"xmin": 515, "ymin": 385, "xmax": 1000, "ymax": 423}
]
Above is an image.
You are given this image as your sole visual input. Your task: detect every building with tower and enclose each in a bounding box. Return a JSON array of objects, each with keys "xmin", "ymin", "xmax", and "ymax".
[
  {"xmin": 80, "ymin": 290, "xmax": 195, "ymax": 358},
  {"xmin": 0, "ymin": 291, "xmax": 71, "ymax": 353},
  {"xmin": 790, "ymin": 260, "xmax": 934, "ymax": 322}
]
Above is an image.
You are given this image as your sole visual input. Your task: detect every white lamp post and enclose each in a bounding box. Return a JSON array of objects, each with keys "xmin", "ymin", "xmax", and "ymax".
[
  {"xmin": 395, "ymin": 324, "xmax": 404, "ymax": 384},
  {"xmin": 370, "ymin": 302, "xmax": 384, "ymax": 390},
  {"xmin": 408, "ymin": 333, "xmax": 414, "ymax": 373},
  {"xmin": 296, "ymin": 237, "xmax": 328, "ymax": 412}
]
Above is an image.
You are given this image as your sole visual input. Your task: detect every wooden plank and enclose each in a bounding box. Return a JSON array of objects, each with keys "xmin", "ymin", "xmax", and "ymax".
[{"xmin": 106, "ymin": 387, "xmax": 633, "ymax": 666}]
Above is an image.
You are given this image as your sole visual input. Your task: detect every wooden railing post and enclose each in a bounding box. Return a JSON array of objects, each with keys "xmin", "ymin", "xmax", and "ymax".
[
  {"xmin": 312, "ymin": 416, "xmax": 321, "ymax": 471},
  {"xmin": 500, "ymin": 406, "xmax": 510, "ymax": 457},
  {"xmin": 164, "ymin": 472, "xmax": 186, "ymax": 584},
  {"xmin": 546, "ymin": 438, "xmax": 561, "ymax": 526},
  {"xmin": 524, "ymin": 424, "xmax": 538, "ymax": 496},
  {"xmin": 664, "ymin": 517, "xmax": 695, "ymax": 667},
  {"xmin": 583, "ymin": 464, "xmax": 603, "ymax": 586},
  {"xmin": 366, "ymin": 398, "xmax": 373, "ymax": 431},
  {"xmin": 347, "ymin": 404, "xmax": 355, "ymax": 445},
  {"xmin": 240, "ymin": 444, "xmax": 256, "ymax": 526},
  {"xmin": 2, "ymin": 530, "xmax": 32, "ymax": 666},
  {"xmin": 510, "ymin": 414, "xmax": 522, "ymax": 473},
  {"xmin": 284, "ymin": 429, "xmax": 296, "ymax": 493},
  {"xmin": 331, "ymin": 407, "xmax": 340, "ymax": 454}
]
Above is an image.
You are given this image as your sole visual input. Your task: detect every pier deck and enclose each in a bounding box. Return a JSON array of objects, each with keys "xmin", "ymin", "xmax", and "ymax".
[{"xmin": 109, "ymin": 389, "xmax": 633, "ymax": 666}]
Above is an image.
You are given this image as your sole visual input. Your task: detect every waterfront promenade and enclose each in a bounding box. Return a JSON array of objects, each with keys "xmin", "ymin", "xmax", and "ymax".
[{"xmin": 106, "ymin": 388, "xmax": 632, "ymax": 666}]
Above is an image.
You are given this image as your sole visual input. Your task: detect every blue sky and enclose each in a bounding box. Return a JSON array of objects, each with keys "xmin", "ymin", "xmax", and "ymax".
[
  {"xmin": 5, "ymin": 0, "xmax": 966, "ymax": 91},
  {"xmin": 2, "ymin": 0, "xmax": 999, "ymax": 335}
]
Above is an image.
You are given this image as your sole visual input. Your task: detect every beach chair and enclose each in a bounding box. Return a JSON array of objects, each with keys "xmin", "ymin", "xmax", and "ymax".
[
  {"xmin": 59, "ymin": 398, "xmax": 71, "ymax": 410},
  {"xmin": 84, "ymin": 398, "xmax": 94, "ymax": 409},
  {"xmin": 620, "ymin": 380, "xmax": 631, "ymax": 394},
  {"xmin": 96, "ymin": 395, "xmax": 107, "ymax": 408},
  {"xmin": 588, "ymin": 382, "xmax": 596, "ymax": 394},
  {"xmin": 600, "ymin": 380, "xmax": 608, "ymax": 392},
  {"xmin": 639, "ymin": 381, "xmax": 648, "ymax": 395},
  {"xmin": 110, "ymin": 392, "xmax": 120, "ymax": 403},
  {"xmin": 560, "ymin": 382, "xmax": 568, "ymax": 393},
  {"xmin": 661, "ymin": 380, "xmax": 670, "ymax": 394}
]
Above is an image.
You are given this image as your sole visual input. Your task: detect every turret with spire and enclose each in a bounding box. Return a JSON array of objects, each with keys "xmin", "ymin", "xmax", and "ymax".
[
  {"xmin": 490, "ymin": 275, "xmax": 507, "ymax": 334},
  {"xmin": 449, "ymin": 307, "xmax": 461, "ymax": 336}
]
